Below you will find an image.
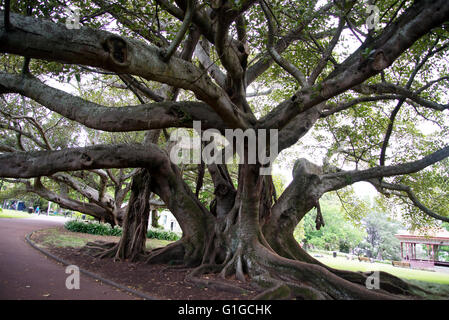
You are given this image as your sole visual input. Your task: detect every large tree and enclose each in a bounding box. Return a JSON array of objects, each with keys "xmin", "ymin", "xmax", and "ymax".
[{"xmin": 1, "ymin": 0, "xmax": 449, "ymax": 299}]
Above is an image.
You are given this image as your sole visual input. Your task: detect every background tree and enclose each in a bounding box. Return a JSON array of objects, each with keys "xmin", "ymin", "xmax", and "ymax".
[
  {"xmin": 1, "ymin": 0, "xmax": 449, "ymax": 299},
  {"xmin": 356, "ymin": 210, "xmax": 403, "ymax": 261},
  {"xmin": 443, "ymin": 222, "xmax": 449, "ymax": 232},
  {"xmin": 301, "ymin": 194, "xmax": 366, "ymax": 253}
]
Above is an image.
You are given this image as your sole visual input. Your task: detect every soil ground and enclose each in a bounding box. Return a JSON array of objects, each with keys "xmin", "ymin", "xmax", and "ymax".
[{"xmin": 30, "ymin": 226, "xmax": 259, "ymax": 300}]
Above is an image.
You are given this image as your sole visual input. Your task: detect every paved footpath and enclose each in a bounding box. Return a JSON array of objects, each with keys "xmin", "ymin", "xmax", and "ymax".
[{"xmin": 0, "ymin": 216, "xmax": 140, "ymax": 300}]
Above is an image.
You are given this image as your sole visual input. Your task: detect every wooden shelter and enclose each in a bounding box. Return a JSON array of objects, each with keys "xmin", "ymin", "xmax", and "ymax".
[{"xmin": 395, "ymin": 229, "xmax": 449, "ymax": 270}]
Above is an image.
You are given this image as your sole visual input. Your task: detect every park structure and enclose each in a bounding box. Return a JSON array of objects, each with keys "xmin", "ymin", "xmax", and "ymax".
[{"xmin": 396, "ymin": 229, "xmax": 449, "ymax": 271}]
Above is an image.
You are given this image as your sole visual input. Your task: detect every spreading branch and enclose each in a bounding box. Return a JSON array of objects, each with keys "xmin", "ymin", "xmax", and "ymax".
[
  {"xmin": 0, "ymin": 143, "xmax": 170, "ymax": 178},
  {"xmin": 0, "ymin": 73, "xmax": 226, "ymax": 132},
  {"xmin": 260, "ymin": 0, "xmax": 449, "ymax": 130},
  {"xmin": 0, "ymin": 11, "xmax": 248, "ymax": 129},
  {"xmin": 369, "ymin": 180, "xmax": 449, "ymax": 223},
  {"xmin": 259, "ymin": 0, "xmax": 307, "ymax": 87}
]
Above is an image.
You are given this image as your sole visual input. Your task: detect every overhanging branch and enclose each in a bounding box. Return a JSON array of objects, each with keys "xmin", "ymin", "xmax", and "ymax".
[
  {"xmin": 0, "ymin": 73, "xmax": 226, "ymax": 131},
  {"xmin": 259, "ymin": 0, "xmax": 449, "ymax": 130},
  {"xmin": 369, "ymin": 180, "xmax": 449, "ymax": 223},
  {"xmin": 0, "ymin": 143, "xmax": 169, "ymax": 178},
  {"xmin": 0, "ymin": 11, "xmax": 247, "ymax": 128},
  {"xmin": 321, "ymin": 145, "xmax": 449, "ymax": 192}
]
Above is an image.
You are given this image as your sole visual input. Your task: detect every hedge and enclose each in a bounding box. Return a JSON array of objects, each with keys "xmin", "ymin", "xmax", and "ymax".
[
  {"xmin": 64, "ymin": 220, "xmax": 181, "ymax": 241},
  {"xmin": 64, "ymin": 220, "xmax": 122, "ymax": 236}
]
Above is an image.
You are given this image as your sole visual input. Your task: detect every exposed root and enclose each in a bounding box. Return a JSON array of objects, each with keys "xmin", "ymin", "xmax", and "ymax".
[
  {"xmin": 185, "ymin": 263, "xmax": 250, "ymax": 294},
  {"xmin": 188, "ymin": 241, "xmax": 414, "ymax": 300},
  {"xmin": 217, "ymin": 247, "xmax": 247, "ymax": 282},
  {"xmin": 269, "ymin": 236, "xmax": 429, "ymax": 297},
  {"xmin": 331, "ymin": 268, "xmax": 431, "ymax": 297},
  {"xmin": 145, "ymin": 240, "xmax": 187, "ymax": 265},
  {"xmin": 81, "ymin": 241, "xmax": 118, "ymax": 258},
  {"xmin": 255, "ymin": 245, "xmax": 407, "ymax": 300},
  {"xmin": 253, "ymin": 282, "xmax": 329, "ymax": 300},
  {"xmin": 81, "ymin": 240, "xmax": 146, "ymax": 262},
  {"xmin": 186, "ymin": 275, "xmax": 250, "ymax": 294},
  {"xmin": 161, "ymin": 265, "xmax": 193, "ymax": 272}
]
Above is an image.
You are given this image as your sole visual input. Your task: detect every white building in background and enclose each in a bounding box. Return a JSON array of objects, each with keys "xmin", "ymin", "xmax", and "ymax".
[{"xmin": 150, "ymin": 210, "xmax": 182, "ymax": 234}]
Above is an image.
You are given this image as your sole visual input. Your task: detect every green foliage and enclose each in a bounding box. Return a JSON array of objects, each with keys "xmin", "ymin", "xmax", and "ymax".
[
  {"xmin": 293, "ymin": 219, "xmax": 305, "ymax": 243},
  {"xmin": 64, "ymin": 220, "xmax": 122, "ymax": 236},
  {"xmin": 302, "ymin": 193, "xmax": 404, "ymax": 260},
  {"xmin": 385, "ymin": 158, "xmax": 449, "ymax": 229},
  {"xmin": 443, "ymin": 222, "xmax": 449, "ymax": 232},
  {"xmin": 64, "ymin": 219, "xmax": 180, "ymax": 241},
  {"xmin": 71, "ymin": 211, "xmax": 94, "ymax": 220},
  {"xmin": 355, "ymin": 211, "xmax": 403, "ymax": 261},
  {"xmin": 302, "ymin": 194, "xmax": 366, "ymax": 253},
  {"xmin": 272, "ymin": 174, "xmax": 287, "ymax": 196},
  {"xmin": 146, "ymin": 228, "xmax": 180, "ymax": 241}
]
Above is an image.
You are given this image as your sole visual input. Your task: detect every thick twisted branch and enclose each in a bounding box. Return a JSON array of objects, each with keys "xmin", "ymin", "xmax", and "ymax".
[
  {"xmin": 0, "ymin": 11, "xmax": 247, "ymax": 128},
  {"xmin": 0, "ymin": 73, "xmax": 226, "ymax": 132}
]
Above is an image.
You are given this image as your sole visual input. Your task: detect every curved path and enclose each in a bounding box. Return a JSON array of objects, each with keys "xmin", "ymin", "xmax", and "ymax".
[{"xmin": 0, "ymin": 216, "xmax": 140, "ymax": 300}]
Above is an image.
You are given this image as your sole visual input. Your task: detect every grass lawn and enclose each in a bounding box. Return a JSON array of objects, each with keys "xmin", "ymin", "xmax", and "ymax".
[
  {"xmin": 0, "ymin": 209, "xmax": 33, "ymax": 219},
  {"xmin": 316, "ymin": 255, "xmax": 449, "ymax": 285},
  {"xmin": 33, "ymin": 227, "xmax": 172, "ymax": 250},
  {"xmin": 39, "ymin": 228, "xmax": 90, "ymax": 248}
]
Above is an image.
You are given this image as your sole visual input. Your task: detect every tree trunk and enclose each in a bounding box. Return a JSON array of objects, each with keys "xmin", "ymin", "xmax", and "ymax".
[
  {"xmin": 145, "ymin": 161, "xmax": 214, "ymax": 267},
  {"xmin": 80, "ymin": 155, "xmax": 425, "ymax": 299},
  {"xmin": 150, "ymin": 209, "xmax": 160, "ymax": 228},
  {"xmin": 185, "ymin": 159, "xmax": 425, "ymax": 299},
  {"xmin": 84, "ymin": 169, "xmax": 152, "ymax": 261},
  {"xmin": 114, "ymin": 169, "xmax": 152, "ymax": 261}
]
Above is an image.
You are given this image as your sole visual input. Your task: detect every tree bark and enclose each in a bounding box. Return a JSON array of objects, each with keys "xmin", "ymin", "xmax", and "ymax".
[
  {"xmin": 150, "ymin": 209, "xmax": 160, "ymax": 228},
  {"xmin": 2, "ymin": 0, "xmax": 448, "ymax": 300},
  {"xmin": 114, "ymin": 169, "xmax": 152, "ymax": 260},
  {"xmin": 186, "ymin": 161, "xmax": 404, "ymax": 299},
  {"xmin": 84, "ymin": 169, "xmax": 152, "ymax": 261}
]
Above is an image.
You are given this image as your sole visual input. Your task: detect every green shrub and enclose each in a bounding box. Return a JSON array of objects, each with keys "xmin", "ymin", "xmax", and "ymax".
[
  {"xmin": 64, "ymin": 220, "xmax": 122, "ymax": 236},
  {"xmin": 147, "ymin": 228, "xmax": 180, "ymax": 241},
  {"xmin": 65, "ymin": 220, "xmax": 180, "ymax": 241},
  {"xmin": 71, "ymin": 212, "xmax": 94, "ymax": 220}
]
